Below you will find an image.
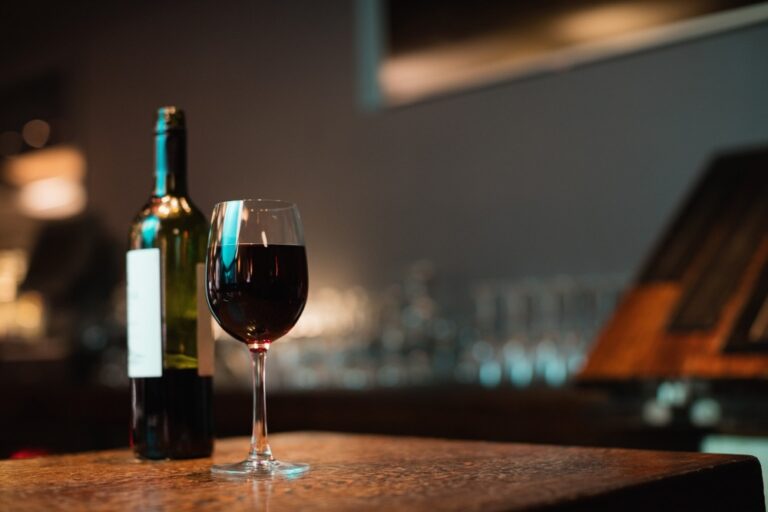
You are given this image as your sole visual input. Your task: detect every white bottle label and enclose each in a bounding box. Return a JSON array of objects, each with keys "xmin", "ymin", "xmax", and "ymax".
[
  {"xmin": 196, "ymin": 263, "xmax": 214, "ymax": 377},
  {"xmin": 126, "ymin": 248, "xmax": 163, "ymax": 378}
]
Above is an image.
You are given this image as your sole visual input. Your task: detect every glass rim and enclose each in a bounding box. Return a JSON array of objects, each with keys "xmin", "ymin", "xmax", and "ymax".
[{"xmin": 213, "ymin": 198, "xmax": 298, "ymax": 212}]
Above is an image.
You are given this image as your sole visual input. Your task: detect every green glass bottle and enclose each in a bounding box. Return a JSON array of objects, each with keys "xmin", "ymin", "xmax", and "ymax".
[{"xmin": 126, "ymin": 107, "xmax": 213, "ymax": 459}]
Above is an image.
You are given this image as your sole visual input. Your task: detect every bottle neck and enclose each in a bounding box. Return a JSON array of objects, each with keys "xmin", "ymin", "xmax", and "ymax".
[{"xmin": 154, "ymin": 129, "xmax": 187, "ymax": 196}]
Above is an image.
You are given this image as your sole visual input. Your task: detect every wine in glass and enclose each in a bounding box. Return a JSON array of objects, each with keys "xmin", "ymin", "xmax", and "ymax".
[{"xmin": 206, "ymin": 199, "xmax": 309, "ymax": 476}]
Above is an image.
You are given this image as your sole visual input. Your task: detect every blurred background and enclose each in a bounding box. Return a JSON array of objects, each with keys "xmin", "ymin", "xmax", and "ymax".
[{"xmin": 2, "ymin": 0, "xmax": 768, "ymax": 465}]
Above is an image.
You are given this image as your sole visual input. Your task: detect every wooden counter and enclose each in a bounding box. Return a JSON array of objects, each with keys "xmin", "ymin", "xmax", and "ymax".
[{"xmin": 0, "ymin": 432, "xmax": 763, "ymax": 511}]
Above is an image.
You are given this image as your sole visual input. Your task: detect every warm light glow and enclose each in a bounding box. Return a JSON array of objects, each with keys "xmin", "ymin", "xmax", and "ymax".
[
  {"xmin": 285, "ymin": 287, "xmax": 370, "ymax": 340},
  {"xmin": 0, "ymin": 250, "xmax": 43, "ymax": 341},
  {"xmin": 380, "ymin": 1, "xmax": 681, "ymax": 104},
  {"xmin": 378, "ymin": 0, "xmax": 748, "ymax": 105},
  {"xmin": 15, "ymin": 292, "xmax": 44, "ymax": 334},
  {"xmin": 155, "ymin": 196, "xmax": 182, "ymax": 217},
  {"xmin": 261, "ymin": 230, "xmax": 268, "ymax": 247},
  {"xmin": 0, "ymin": 250, "xmax": 27, "ymax": 303},
  {"xmin": 555, "ymin": 2, "xmax": 685, "ymax": 42},
  {"xmin": 0, "ymin": 273, "xmax": 15, "ymax": 303},
  {"xmin": 18, "ymin": 176, "xmax": 87, "ymax": 219},
  {"xmin": 380, "ymin": 32, "xmax": 533, "ymax": 104},
  {"xmin": 21, "ymin": 119, "xmax": 51, "ymax": 149},
  {"xmin": 3, "ymin": 145, "xmax": 85, "ymax": 186}
]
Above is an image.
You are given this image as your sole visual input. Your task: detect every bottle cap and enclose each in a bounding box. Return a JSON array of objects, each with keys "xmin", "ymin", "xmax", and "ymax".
[{"xmin": 155, "ymin": 106, "xmax": 186, "ymax": 133}]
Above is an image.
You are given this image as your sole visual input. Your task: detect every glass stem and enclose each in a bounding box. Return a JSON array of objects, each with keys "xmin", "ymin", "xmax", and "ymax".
[{"xmin": 249, "ymin": 347, "xmax": 273, "ymax": 465}]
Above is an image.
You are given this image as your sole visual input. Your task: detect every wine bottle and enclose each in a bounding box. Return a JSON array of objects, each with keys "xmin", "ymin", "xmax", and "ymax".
[{"xmin": 126, "ymin": 107, "xmax": 214, "ymax": 459}]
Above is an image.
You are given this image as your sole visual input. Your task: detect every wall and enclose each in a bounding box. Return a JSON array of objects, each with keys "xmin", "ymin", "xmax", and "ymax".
[{"xmin": 3, "ymin": 0, "xmax": 768, "ymax": 290}]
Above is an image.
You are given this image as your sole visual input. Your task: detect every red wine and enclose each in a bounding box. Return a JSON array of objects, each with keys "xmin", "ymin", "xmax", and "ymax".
[
  {"xmin": 207, "ymin": 244, "xmax": 308, "ymax": 345},
  {"xmin": 130, "ymin": 368, "xmax": 213, "ymax": 459}
]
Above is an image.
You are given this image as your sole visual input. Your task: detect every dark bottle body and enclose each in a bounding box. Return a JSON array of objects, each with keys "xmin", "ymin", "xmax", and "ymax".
[
  {"xmin": 131, "ymin": 369, "xmax": 212, "ymax": 459},
  {"xmin": 127, "ymin": 107, "xmax": 213, "ymax": 459}
]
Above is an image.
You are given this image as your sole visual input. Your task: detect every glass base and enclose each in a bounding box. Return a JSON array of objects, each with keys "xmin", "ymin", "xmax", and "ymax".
[{"xmin": 211, "ymin": 459, "xmax": 309, "ymax": 478}]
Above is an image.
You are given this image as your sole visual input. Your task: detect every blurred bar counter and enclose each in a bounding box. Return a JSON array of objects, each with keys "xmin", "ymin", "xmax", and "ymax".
[{"xmin": 4, "ymin": 358, "xmax": 757, "ymax": 459}]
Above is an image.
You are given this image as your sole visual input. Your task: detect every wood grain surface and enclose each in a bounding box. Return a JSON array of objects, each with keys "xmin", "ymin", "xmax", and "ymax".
[{"xmin": 0, "ymin": 432, "xmax": 763, "ymax": 511}]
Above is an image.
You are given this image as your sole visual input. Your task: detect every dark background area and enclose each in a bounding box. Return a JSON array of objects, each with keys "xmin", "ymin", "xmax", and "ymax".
[
  {"xmin": 2, "ymin": 0, "xmax": 768, "ymax": 459},
  {"xmin": 2, "ymin": 0, "xmax": 767, "ymax": 289}
]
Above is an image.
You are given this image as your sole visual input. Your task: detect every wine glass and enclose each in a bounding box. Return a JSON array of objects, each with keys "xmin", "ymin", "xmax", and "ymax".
[{"xmin": 206, "ymin": 199, "xmax": 309, "ymax": 477}]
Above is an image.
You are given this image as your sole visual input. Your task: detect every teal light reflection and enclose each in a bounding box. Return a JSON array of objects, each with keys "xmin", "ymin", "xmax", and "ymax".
[
  {"xmin": 141, "ymin": 216, "xmax": 160, "ymax": 247},
  {"xmin": 154, "ymin": 132, "xmax": 168, "ymax": 196},
  {"xmin": 220, "ymin": 202, "xmax": 242, "ymax": 283}
]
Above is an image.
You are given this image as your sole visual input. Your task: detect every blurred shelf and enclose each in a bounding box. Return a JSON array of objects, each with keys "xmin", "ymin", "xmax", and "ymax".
[{"xmin": 0, "ymin": 360, "xmax": 707, "ymax": 458}]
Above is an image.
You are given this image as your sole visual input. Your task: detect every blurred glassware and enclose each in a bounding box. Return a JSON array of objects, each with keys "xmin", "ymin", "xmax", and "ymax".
[{"xmin": 207, "ymin": 263, "xmax": 627, "ymax": 392}]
